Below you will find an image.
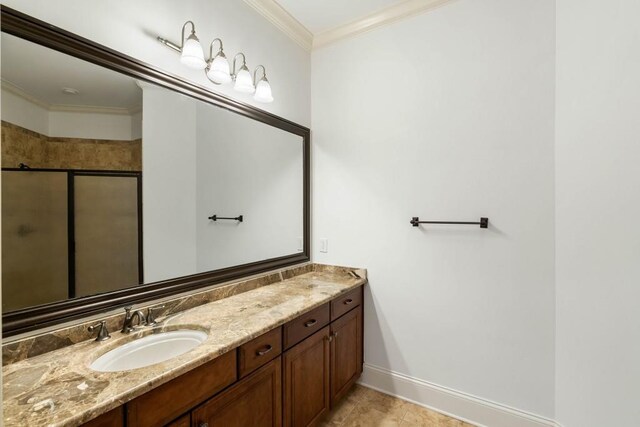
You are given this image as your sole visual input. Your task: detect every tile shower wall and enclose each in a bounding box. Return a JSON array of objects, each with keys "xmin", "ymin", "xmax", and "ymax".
[{"xmin": 1, "ymin": 122, "xmax": 142, "ymax": 171}]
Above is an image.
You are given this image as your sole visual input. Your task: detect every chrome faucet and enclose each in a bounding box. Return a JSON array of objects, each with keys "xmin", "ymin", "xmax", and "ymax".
[
  {"xmin": 147, "ymin": 304, "xmax": 166, "ymax": 326},
  {"xmin": 121, "ymin": 306, "xmax": 147, "ymax": 333},
  {"xmin": 88, "ymin": 320, "xmax": 111, "ymax": 342}
]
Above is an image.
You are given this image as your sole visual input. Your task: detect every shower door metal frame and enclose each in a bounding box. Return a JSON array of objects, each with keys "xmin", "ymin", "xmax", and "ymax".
[{"xmin": 1, "ymin": 168, "xmax": 144, "ymax": 302}]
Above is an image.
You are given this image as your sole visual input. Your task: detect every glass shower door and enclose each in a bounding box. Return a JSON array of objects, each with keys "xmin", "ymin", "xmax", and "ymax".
[
  {"xmin": 1, "ymin": 171, "xmax": 69, "ymax": 311},
  {"xmin": 74, "ymin": 174, "xmax": 141, "ymax": 297}
]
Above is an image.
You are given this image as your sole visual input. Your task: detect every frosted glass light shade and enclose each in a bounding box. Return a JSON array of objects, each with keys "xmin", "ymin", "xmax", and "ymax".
[
  {"xmin": 234, "ymin": 67, "xmax": 255, "ymax": 93},
  {"xmin": 254, "ymin": 79, "xmax": 273, "ymax": 103},
  {"xmin": 180, "ymin": 34, "xmax": 206, "ymax": 69},
  {"xmin": 207, "ymin": 54, "xmax": 232, "ymax": 84}
]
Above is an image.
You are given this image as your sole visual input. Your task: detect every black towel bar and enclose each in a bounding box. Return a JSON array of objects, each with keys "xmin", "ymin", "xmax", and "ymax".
[
  {"xmin": 208, "ymin": 214, "xmax": 243, "ymax": 222},
  {"xmin": 410, "ymin": 217, "xmax": 488, "ymax": 228}
]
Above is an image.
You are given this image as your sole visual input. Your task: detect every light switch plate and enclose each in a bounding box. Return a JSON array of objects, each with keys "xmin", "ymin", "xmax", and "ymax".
[{"xmin": 320, "ymin": 238, "xmax": 328, "ymax": 253}]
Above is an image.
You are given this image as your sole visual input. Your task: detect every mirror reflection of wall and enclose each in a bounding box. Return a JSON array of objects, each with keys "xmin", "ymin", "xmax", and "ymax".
[
  {"xmin": 1, "ymin": 32, "xmax": 304, "ymax": 314},
  {"xmin": 1, "ymin": 32, "xmax": 143, "ymax": 311},
  {"xmin": 142, "ymin": 85, "xmax": 303, "ymax": 282}
]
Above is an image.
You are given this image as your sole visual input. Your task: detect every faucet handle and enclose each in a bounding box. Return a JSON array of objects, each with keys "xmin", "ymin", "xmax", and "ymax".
[
  {"xmin": 147, "ymin": 305, "xmax": 166, "ymax": 326},
  {"xmin": 88, "ymin": 320, "xmax": 111, "ymax": 342}
]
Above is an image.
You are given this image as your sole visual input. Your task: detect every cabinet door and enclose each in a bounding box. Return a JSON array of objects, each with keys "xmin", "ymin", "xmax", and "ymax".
[
  {"xmin": 330, "ymin": 306, "xmax": 363, "ymax": 406},
  {"xmin": 283, "ymin": 326, "xmax": 331, "ymax": 427},
  {"xmin": 192, "ymin": 357, "xmax": 282, "ymax": 427},
  {"xmin": 166, "ymin": 414, "xmax": 190, "ymax": 427}
]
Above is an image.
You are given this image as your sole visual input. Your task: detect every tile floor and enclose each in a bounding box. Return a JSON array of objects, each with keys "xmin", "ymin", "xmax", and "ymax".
[{"xmin": 320, "ymin": 384, "xmax": 476, "ymax": 427}]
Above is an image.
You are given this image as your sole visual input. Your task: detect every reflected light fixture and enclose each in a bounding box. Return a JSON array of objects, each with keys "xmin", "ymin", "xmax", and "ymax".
[
  {"xmin": 253, "ymin": 65, "xmax": 273, "ymax": 103},
  {"xmin": 232, "ymin": 53, "xmax": 255, "ymax": 94},
  {"xmin": 205, "ymin": 38, "xmax": 231, "ymax": 85},
  {"xmin": 158, "ymin": 22, "xmax": 274, "ymax": 102}
]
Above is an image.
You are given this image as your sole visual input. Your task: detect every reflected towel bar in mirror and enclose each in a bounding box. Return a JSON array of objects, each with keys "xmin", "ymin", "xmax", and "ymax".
[
  {"xmin": 410, "ymin": 217, "xmax": 489, "ymax": 228},
  {"xmin": 208, "ymin": 214, "xmax": 244, "ymax": 222}
]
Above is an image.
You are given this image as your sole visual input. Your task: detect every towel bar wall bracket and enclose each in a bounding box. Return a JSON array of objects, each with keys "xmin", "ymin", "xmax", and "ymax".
[{"xmin": 410, "ymin": 217, "xmax": 488, "ymax": 229}]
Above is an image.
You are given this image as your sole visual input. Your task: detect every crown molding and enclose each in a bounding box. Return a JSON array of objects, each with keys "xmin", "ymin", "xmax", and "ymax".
[
  {"xmin": 244, "ymin": 0, "xmax": 455, "ymax": 51},
  {"xmin": 313, "ymin": 0, "xmax": 455, "ymax": 49},
  {"xmin": 48, "ymin": 104, "xmax": 137, "ymax": 115},
  {"xmin": 1, "ymin": 79, "xmax": 139, "ymax": 115},
  {"xmin": 1, "ymin": 79, "xmax": 50, "ymax": 109},
  {"xmin": 242, "ymin": 0, "xmax": 313, "ymax": 51}
]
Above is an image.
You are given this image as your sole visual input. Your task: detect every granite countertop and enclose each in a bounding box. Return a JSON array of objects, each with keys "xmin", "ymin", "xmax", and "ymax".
[{"xmin": 2, "ymin": 268, "xmax": 366, "ymax": 427}]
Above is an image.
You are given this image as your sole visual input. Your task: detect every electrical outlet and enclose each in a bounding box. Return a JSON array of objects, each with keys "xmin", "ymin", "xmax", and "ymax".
[
  {"xmin": 297, "ymin": 237, "xmax": 303, "ymax": 252},
  {"xmin": 320, "ymin": 238, "xmax": 328, "ymax": 253}
]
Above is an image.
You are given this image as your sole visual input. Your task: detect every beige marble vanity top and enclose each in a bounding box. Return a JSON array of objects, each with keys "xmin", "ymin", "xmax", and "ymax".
[{"xmin": 2, "ymin": 267, "xmax": 367, "ymax": 427}]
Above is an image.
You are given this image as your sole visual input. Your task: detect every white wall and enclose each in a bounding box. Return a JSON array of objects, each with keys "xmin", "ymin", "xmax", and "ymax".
[
  {"xmin": 0, "ymin": 89, "xmax": 49, "ymax": 135},
  {"xmin": 195, "ymin": 103, "xmax": 303, "ymax": 271},
  {"xmin": 48, "ymin": 110, "xmax": 136, "ymax": 140},
  {"xmin": 142, "ymin": 86, "xmax": 197, "ymax": 283},
  {"xmin": 312, "ymin": 0, "xmax": 556, "ymax": 420},
  {"xmin": 1, "ymin": 0, "xmax": 311, "ymax": 126},
  {"xmin": 555, "ymin": 1, "xmax": 640, "ymax": 426}
]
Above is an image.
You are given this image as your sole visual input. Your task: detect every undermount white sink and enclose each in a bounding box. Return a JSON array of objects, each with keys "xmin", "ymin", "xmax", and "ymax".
[{"xmin": 90, "ymin": 330, "xmax": 208, "ymax": 372}]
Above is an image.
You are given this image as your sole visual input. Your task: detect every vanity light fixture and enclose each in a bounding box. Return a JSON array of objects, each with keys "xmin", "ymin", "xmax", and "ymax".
[
  {"xmin": 205, "ymin": 38, "xmax": 231, "ymax": 85},
  {"xmin": 253, "ymin": 65, "xmax": 273, "ymax": 103},
  {"xmin": 232, "ymin": 53, "xmax": 255, "ymax": 94},
  {"xmin": 157, "ymin": 21, "xmax": 206, "ymax": 70},
  {"xmin": 158, "ymin": 23, "xmax": 274, "ymax": 102}
]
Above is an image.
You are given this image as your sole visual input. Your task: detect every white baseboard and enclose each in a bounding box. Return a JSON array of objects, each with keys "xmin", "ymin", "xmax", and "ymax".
[{"xmin": 359, "ymin": 364, "xmax": 560, "ymax": 427}]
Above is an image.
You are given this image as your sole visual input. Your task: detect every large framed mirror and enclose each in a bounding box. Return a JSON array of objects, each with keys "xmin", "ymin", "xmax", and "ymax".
[{"xmin": 1, "ymin": 6, "xmax": 310, "ymax": 336}]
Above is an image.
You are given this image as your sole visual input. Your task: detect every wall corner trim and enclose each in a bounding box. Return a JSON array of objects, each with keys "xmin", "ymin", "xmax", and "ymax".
[
  {"xmin": 242, "ymin": 0, "xmax": 313, "ymax": 51},
  {"xmin": 360, "ymin": 363, "xmax": 559, "ymax": 427}
]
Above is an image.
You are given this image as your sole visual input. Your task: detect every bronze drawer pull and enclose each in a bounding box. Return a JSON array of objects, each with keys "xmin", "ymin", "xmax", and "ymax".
[
  {"xmin": 304, "ymin": 319, "xmax": 317, "ymax": 327},
  {"xmin": 256, "ymin": 344, "xmax": 273, "ymax": 356},
  {"xmin": 343, "ymin": 299, "xmax": 354, "ymax": 305}
]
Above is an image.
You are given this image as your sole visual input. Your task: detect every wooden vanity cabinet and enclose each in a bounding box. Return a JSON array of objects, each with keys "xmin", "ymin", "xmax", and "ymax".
[
  {"xmin": 83, "ymin": 406, "xmax": 124, "ymax": 427},
  {"xmin": 192, "ymin": 357, "xmax": 282, "ymax": 427},
  {"xmin": 83, "ymin": 285, "xmax": 364, "ymax": 427},
  {"xmin": 283, "ymin": 286, "xmax": 364, "ymax": 427},
  {"xmin": 126, "ymin": 350, "xmax": 237, "ymax": 427},
  {"xmin": 330, "ymin": 305, "xmax": 363, "ymax": 405},
  {"xmin": 283, "ymin": 327, "xmax": 331, "ymax": 427},
  {"xmin": 166, "ymin": 414, "xmax": 190, "ymax": 427}
]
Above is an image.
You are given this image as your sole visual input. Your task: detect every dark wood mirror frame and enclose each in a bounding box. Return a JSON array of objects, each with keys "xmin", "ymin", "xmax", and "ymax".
[{"xmin": 1, "ymin": 6, "xmax": 311, "ymax": 337}]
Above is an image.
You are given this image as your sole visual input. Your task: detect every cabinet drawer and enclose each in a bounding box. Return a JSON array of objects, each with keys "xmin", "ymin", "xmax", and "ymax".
[
  {"xmin": 126, "ymin": 350, "xmax": 236, "ymax": 427},
  {"xmin": 239, "ymin": 326, "xmax": 282, "ymax": 378},
  {"xmin": 331, "ymin": 287, "xmax": 362, "ymax": 321},
  {"xmin": 284, "ymin": 303, "xmax": 330, "ymax": 349},
  {"xmin": 82, "ymin": 406, "xmax": 123, "ymax": 426}
]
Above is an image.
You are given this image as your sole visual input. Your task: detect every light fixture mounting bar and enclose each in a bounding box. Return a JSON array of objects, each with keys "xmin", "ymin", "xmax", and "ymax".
[{"xmin": 157, "ymin": 37, "xmax": 181, "ymax": 53}]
